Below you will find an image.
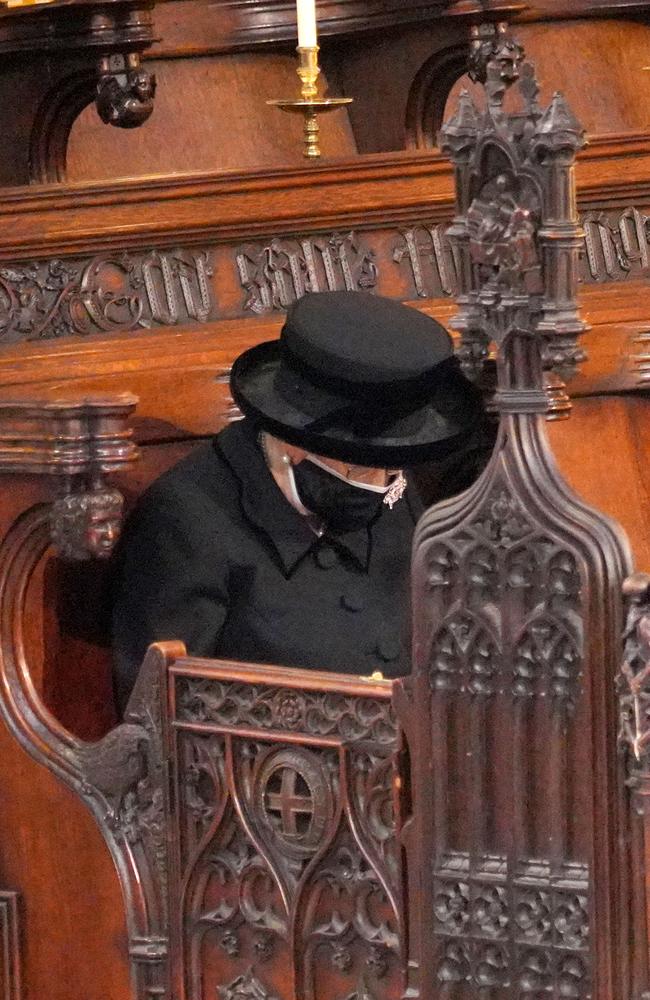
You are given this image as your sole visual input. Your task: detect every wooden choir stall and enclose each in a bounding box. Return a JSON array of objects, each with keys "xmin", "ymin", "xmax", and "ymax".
[{"xmin": 3, "ymin": 3, "xmax": 650, "ymax": 1000}]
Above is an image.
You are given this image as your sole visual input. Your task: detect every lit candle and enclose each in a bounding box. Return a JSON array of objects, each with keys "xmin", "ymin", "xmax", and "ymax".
[{"xmin": 296, "ymin": 0, "xmax": 317, "ymax": 48}]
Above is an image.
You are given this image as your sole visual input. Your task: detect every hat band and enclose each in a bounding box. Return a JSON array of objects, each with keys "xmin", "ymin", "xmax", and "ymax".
[
  {"xmin": 282, "ymin": 343, "xmax": 459, "ymax": 404},
  {"xmin": 304, "ymin": 393, "xmax": 426, "ymax": 437}
]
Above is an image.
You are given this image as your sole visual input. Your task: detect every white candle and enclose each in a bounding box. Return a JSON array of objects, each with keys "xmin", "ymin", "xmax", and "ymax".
[{"xmin": 297, "ymin": 0, "xmax": 317, "ymax": 48}]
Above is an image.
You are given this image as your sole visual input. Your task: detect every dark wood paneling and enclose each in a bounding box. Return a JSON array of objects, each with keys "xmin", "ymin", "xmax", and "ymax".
[
  {"xmin": 146, "ymin": 0, "xmax": 525, "ymax": 57},
  {"xmin": 444, "ymin": 19, "xmax": 650, "ymax": 138},
  {"xmin": 66, "ymin": 53, "xmax": 357, "ymax": 182}
]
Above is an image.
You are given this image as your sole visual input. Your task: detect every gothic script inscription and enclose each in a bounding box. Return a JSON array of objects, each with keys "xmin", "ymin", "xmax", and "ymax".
[
  {"xmin": 393, "ymin": 207, "xmax": 650, "ymax": 297},
  {"xmin": 0, "ymin": 249, "xmax": 214, "ymax": 341},
  {"xmin": 235, "ymin": 233, "xmax": 378, "ymax": 314}
]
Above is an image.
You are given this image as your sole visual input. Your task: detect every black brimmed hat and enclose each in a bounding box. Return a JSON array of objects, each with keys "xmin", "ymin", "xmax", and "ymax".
[{"xmin": 229, "ymin": 291, "xmax": 484, "ymax": 467}]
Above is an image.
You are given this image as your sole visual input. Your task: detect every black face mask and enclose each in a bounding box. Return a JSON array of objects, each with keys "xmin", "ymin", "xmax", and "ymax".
[{"xmin": 293, "ymin": 459, "xmax": 386, "ymax": 531}]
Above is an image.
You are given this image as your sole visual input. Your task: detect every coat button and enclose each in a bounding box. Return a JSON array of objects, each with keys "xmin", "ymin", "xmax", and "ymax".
[
  {"xmin": 376, "ymin": 636, "xmax": 401, "ymax": 662},
  {"xmin": 341, "ymin": 591, "xmax": 365, "ymax": 612},
  {"xmin": 315, "ymin": 545, "xmax": 337, "ymax": 569}
]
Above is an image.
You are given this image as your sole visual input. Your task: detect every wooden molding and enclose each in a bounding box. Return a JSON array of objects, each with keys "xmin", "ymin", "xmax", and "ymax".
[
  {"xmin": 147, "ymin": 0, "xmax": 525, "ymax": 58},
  {"xmin": 0, "ymin": 397, "xmax": 138, "ymax": 476},
  {"xmin": 0, "ymin": 892, "xmax": 21, "ymax": 1000},
  {"xmin": 1, "ymin": 135, "xmax": 650, "ymax": 260},
  {"xmin": 145, "ymin": 0, "xmax": 650, "ymax": 60},
  {"xmin": 522, "ymin": 0, "xmax": 650, "ymax": 18},
  {"xmin": 0, "ymin": 0, "xmax": 156, "ymax": 56}
]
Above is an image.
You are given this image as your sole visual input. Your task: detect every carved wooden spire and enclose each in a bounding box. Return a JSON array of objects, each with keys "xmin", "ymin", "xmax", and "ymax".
[
  {"xmin": 439, "ymin": 21, "xmax": 587, "ymax": 399},
  {"xmin": 400, "ymin": 23, "xmax": 638, "ymax": 1000}
]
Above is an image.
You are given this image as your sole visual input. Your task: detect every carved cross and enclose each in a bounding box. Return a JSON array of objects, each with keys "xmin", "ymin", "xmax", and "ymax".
[{"xmin": 265, "ymin": 767, "xmax": 314, "ymax": 838}]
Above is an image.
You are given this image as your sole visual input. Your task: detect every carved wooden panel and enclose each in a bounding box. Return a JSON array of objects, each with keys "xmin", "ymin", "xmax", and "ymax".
[
  {"xmin": 3, "ymin": 205, "xmax": 650, "ymax": 344},
  {"xmin": 407, "ymin": 474, "xmax": 601, "ymax": 996},
  {"xmin": 394, "ymin": 206, "xmax": 650, "ymax": 295},
  {"xmin": 0, "ymin": 251, "xmax": 215, "ymax": 341},
  {"xmin": 399, "ymin": 22, "xmax": 637, "ymax": 1000},
  {"xmin": 0, "ymin": 892, "xmax": 21, "ymax": 1000},
  {"xmin": 165, "ymin": 663, "xmax": 401, "ymax": 1000}
]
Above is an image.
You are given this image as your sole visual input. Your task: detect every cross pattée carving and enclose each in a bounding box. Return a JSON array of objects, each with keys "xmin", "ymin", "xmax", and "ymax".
[{"xmin": 264, "ymin": 767, "xmax": 314, "ymax": 839}]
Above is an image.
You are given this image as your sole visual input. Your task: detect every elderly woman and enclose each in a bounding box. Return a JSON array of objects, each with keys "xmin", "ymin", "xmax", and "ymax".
[{"xmin": 111, "ymin": 291, "xmax": 489, "ymax": 711}]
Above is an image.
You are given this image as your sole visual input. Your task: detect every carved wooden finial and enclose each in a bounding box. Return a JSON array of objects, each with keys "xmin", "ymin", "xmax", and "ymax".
[{"xmin": 440, "ymin": 22, "xmax": 588, "ymax": 411}]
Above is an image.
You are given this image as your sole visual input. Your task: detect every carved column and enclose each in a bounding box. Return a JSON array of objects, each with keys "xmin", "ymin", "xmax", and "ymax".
[
  {"xmin": 618, "ymin": 573, "xmax": 650, "ymax": 998},
  {"xmin": 398, "ymin": 24, "xmax": 636, "ymax": 1000},
  {"xmin": 0, "ymin": 891, "xmax": 21, "ymax": 1000}
]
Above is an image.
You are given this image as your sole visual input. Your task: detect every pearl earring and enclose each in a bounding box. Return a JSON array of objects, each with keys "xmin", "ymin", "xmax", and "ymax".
[{"xmin": 281, "ymin": 454, "xmax": 291, "ymax": 466}]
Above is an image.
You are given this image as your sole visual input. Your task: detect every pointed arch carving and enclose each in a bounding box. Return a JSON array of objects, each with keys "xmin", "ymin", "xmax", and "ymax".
[
  {"xmin": 0, "ymin": 504, "xmax": 174, "ymax": 997},
  {"xmin": 398, "ymin": 22, "xmax": 637, "ymax": 1000}
]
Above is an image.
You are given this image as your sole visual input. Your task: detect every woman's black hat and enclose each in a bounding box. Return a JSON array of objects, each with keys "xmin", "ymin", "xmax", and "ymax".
[{"xmin": 229, "ymin": 291, "xmax": 484, "ymax": 467}]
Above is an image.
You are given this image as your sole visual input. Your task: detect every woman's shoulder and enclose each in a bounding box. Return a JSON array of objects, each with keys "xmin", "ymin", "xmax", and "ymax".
[{"xmin": 133, "ymin": 428, "xmax": 244, "ymax": 524}]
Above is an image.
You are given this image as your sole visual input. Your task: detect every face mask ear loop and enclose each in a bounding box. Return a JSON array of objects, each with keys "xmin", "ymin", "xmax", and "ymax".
[
  {"xmin": 285, "ymin": 461, "xmax": 314, "ymax": 517},
  {"xmin": 259, "ymin": 432, "xmax": 315, "ymax": 518}
]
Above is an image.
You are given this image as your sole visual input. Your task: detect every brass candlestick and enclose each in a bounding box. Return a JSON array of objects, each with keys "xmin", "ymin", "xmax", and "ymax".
[{"xmin": 268, "ymin": 46, "xmax": 352, "ymax": 159}]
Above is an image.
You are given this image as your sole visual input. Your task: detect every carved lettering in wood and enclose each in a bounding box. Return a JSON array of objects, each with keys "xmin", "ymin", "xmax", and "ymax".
[
  {"xmin": 0, "ymin": 249, "xmax": 214, "ymax": 341},
  {"xmin": 393, "ymin": 207, "xmax": 650, "ymax": 296},
  {"xmin": 392, "ymin": 224, "xmax": 460, "ymax": 298},
  {"xmin": 582, "ymin": 207, "xmax": 650, "ymax": 282},
  {"xmin": 235, "ymin": 233, "xmax": 378, "ymax": 314},
  {"xmin": 2, "ymin": 207, "xmax": 650, "ymax": 346}
]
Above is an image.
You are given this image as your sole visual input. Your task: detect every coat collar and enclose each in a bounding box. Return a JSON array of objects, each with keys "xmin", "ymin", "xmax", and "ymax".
[{"xmin": 215, "ymin": 420, "xmax": 373, "ymax": 575}]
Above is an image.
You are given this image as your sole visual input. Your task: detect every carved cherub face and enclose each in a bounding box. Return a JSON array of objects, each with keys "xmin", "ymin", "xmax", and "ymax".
[
  {"xmin": 50, "ymin": 489, "xmax": 124, "ymax": 561},
  {"xmin": 86, "ymin": 503, "xmax": 122, "ymax": 558},
  {"xmin": 494, "ymin": 39, "xmax": 523, "ymax": 85},
  {"xmin": 132, "ymin": 70, "xmax": 155, "ymax": 101}
]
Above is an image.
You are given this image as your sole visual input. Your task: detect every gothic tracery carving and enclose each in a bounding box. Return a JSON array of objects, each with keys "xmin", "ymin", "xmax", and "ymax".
[
  {"xmin": 403, "ymin": 22, "xmax": 632, "ymax": 1000},
  {"xmin": 173, "ymin": 669, "xmax": 400, "ymax": 1000},
  {"xmin": 426, "ymin": 483, "xmax": 583, "ymax": 710},
  {"xmin": 619, "ymin": 573, "xmax": 650, "ymax": 783},
  {"xmin": 432, "ymin": 854, "xmax": 590, "ymax": 993}
]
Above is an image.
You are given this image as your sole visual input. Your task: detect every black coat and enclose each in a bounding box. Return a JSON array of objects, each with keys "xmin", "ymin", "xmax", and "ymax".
[{"xmin": 111, "ymin": 419, "xmax": 423, "ymax": 711}]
